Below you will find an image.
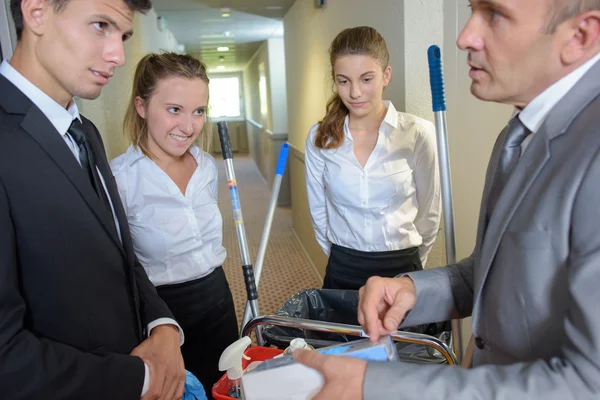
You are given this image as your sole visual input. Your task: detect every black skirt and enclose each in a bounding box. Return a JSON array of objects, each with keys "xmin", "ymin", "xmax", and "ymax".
[
  {"xmin": 323, "ymin": 244, "xmax": 423, "ymax": 290},
  {"xmin": 156, "ymin": 267, "xmax": 238, "ymax": 400}
]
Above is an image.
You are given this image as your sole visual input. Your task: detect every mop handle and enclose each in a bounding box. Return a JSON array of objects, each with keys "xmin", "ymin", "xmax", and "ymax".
[
  {"xmin": 216, "ymin": 122, "xmax": 258, "ymax": 304},
  {"xmin": 254, "ymin": 142, "xmax": 289, "ymax": 288},
  {"xmin": 427, "ymin": 45, "xmax": 456, "ymax": 264},
  {"xmin": 428, "ymin": 45, "xmax": 462, "ymax": 361},
  {"xmin": 240, "ymin": 143, "xmax": 290, "ymax": 332}
]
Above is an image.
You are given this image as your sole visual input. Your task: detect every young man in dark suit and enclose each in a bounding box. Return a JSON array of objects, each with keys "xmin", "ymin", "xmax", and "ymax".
[{"xmin": 0, "ymin": 1, "xmax": 186, "ymax": 399}]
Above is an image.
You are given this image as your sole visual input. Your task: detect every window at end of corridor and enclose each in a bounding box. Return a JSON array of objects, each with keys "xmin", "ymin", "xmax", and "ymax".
[{"xmin": 209, "ymin": 76, "xmax": 242, "ymax": 118}]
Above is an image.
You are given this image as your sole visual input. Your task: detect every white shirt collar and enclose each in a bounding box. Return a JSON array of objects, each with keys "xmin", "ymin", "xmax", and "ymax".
[
  {"xmin": 519, "ymin": 52, "xmax": 600, "ymax": 133},
  {"xmin": 125, "ymin": 143, "xmax": 202, "ymax": 166},
  {"xmin": 0, "ymin": 60, "xmax": 80, "ymax": 136},
  {"xmin": 343, "ymin": 100, "xmax": 399, "ymax": 140}
]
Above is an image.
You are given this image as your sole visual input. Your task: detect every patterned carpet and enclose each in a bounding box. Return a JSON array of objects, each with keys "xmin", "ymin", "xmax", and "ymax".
[{"xmin": 215, "ymin": 154, "xmax": 322, "ymax": 328}]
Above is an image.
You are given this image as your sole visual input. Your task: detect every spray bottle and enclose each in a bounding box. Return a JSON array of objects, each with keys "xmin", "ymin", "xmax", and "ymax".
[
  {"xmin": 218, "ymin": 336, "xmax": 252, "ymax": 399},
  {"xmin": 283, "ymin": 338, "xmax": 314, "ymax": 355}
]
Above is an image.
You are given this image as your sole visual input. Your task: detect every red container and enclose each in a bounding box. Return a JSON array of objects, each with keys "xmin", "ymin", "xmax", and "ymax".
[{"xmin": 212, "ymin": 346, "xmax": 284, "ymax": 399}]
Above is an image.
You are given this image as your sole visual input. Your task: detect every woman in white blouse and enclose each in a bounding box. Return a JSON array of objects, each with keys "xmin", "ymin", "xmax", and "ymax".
[
  {"xmin": 110, "ymin": 53, "xmax": 237, "ymax": 397},
  {"xmin": 305, "ymin": 26, "xmax": 441, "ymax": 290}
]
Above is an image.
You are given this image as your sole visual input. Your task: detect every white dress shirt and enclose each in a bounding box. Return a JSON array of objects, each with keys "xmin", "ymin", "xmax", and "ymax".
[
  {"xmin": 0, "ymin": 60, "xmax": 183, "ymax": 397},
  {"xmin": 518, "ymin": 52, "xmax": 600, "ymax": 153},
  {"xmin": 110, "ymin": 144, "xmax": 227, "ymax": 287},
  {"xmin": 305, "ymin": 101, "xmax": 441, "ymax": 265}
]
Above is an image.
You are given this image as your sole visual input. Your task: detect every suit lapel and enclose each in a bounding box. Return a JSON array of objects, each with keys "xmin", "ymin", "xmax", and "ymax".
[
  {"xmin": 82, "ymin": 119, "xmax": 135, "ymax": 261},
  {"xmin": 21, "ymin": 111, "xmax": 124, "ymax": 249},
  {"xmin": 0, "ymin": 74, "xmax": 125, "ymax": 251},
  {"xmin": 83, "ymin": 119, "xmax": 142, "ymax": 337},
  {"xmin": 473, "ymin": 59, "xmax": 600, "ymax": 317},
  {"xmin": 476, "ymin": 133, "xmax": 550, "ymax": 291}
]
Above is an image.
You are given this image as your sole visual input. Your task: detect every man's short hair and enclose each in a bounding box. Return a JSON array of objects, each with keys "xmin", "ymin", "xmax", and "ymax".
[
  {"xmin": 546, "ymin": 0, "xmax": 600, "ymax": 33},
  {"xmin": 10, "ymin": 0, "xmax": 153, "ymax": 40}
]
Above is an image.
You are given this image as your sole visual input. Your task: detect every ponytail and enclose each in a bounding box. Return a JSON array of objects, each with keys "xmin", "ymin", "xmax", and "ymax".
[{"xmin": 315, "ymin": 93, "xmax": 348, "ymax": 149}]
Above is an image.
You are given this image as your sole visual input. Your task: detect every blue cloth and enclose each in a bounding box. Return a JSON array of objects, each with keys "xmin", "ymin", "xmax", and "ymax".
[{"xmin": 183, "ymin": 370, "xmax": 207, "ymax": 400}]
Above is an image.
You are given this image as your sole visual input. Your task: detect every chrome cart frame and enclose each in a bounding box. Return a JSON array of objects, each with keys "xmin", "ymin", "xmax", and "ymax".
[{"xmin": 242, "ymin": 315, "xmax": 459, "ymax": 365}]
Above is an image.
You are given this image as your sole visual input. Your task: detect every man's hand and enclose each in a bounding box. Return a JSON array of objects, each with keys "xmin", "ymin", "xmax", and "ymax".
[
  {"xmin": 132, "ymin": 325, "xmax": 185, "ymax": 400},
  {"xmin": 357, "ymin": 276, "xmax": 417, "ymax": 342},
  {"xmin": 293, "ymin": 349, "xmax": 367, "ymax": 400}
]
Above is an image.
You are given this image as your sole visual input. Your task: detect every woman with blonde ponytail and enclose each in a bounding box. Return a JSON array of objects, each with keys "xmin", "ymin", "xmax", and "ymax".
[
  {"xmin": 305, "ymin": 26, "xmax": 441, "ymax": 290},
  {"xmin": 110, "ymin": 52, "xmax": 237, "ymax": 398}
]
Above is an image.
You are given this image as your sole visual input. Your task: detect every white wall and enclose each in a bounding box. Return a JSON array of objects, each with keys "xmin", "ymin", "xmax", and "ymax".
[
  {"xmin": 242, "ymin": 38, "xmax": 291, "ymax": 205},
  {"xmin": 243, "ymin": 38, "xmax": 289, "ymax": 134},
  {"xmin": 267, "ymin": 38, "xmax": 289, "ymax": 135},
  {"xmin": 243, "ymin": 42, "xmax": 268, "ymax": 128},
  {"xmin": 404, "ymin": 0, "xmax": 443, "ymax": 121},
  {"xmin": 78, "ymin": 8, "xmax": 179, "ymax": 161},
  {"xmin": 402, "ymin": 0, "xmax": 445, "ymax": 268}
]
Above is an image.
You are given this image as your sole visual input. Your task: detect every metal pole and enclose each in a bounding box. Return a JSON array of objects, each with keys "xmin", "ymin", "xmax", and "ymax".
[
  {"xmin": 240, "ymin": 143, "xmax": 290, "ymax": 332},
  {"xmin": 216, "ymin": 122, "xmax": 263, "ymax": 344},
  {"xmin": 427, "ymin": 45, "xmax": 463, "ymax": 362}
]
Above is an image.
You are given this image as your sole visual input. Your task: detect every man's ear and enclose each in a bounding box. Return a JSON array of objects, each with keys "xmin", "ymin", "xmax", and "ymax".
[
  {"xmin": 134, "ymin": 96, "xmax": 146, "ymax": 119},
  {"xmin": 560, "ymin": 11, "xmax": 600, "ymax": 65},
  {"xmin": 20, "ymin": 0, "xmax": 48, "ymax": 37}
]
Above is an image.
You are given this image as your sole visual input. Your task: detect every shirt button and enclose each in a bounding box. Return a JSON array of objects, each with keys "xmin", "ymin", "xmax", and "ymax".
[{"xmin": 475, "ymin": 337, "xmax": 485, "ymax": 350}]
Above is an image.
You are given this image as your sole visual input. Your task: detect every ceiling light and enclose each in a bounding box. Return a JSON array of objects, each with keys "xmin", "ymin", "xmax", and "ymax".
[
  {"xmin": 217, "ymin": 46, "xmax": 229, "ymax": 52},
  {"xmin": 224, "ymin": 31, "xmax": 231, "ymax": 37},
  {"xmin": 217, "ymin": 66, "xmax": 225, "ymax": 71},
  {"xmin": 221, "ymin": 7, "xmax": 231, "ymax": 17}
]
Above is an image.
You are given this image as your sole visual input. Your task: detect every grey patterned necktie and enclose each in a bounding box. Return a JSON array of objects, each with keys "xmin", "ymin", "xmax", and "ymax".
[{"xmin": 487, "ymin": 115, "xmax": 530, "ymax": 217}]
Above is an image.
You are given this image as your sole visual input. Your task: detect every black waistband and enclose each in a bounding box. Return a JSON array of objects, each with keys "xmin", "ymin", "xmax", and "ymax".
[{"xmin": 331, "ymin": 243, "xmax": 419, "ymax": 258}]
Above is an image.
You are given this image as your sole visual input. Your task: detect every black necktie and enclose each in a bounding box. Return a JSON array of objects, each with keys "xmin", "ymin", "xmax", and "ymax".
[
  {"xmin": 68, "ymin": 119, "xmax": 115, "ymax": 221},
  {"xmin": 487, "ymin": 115, "xmax": 530, "ymax": 216}
]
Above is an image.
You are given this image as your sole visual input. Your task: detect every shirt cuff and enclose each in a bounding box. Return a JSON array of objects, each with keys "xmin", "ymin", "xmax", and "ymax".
[
  {"xmin": 147, "ymin": 318, "xmax": 185, "ymax": 346},
  {"xmin": 141, "ymin": 362, "xmax": 150, "ymax": 397}
]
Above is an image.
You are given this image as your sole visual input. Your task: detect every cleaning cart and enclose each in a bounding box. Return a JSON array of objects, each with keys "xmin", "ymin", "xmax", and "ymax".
[
  {"xmin": 213, "ymin": 115, "xmax": 458, "ymax": 399},
  {"xmin": 212, "ymin": 315, "xmax": 458, "ymax": 399}
]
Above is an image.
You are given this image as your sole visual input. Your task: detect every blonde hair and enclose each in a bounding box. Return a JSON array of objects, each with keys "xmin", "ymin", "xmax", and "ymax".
[
  {"xmin": 123, "ymin": 52, "xmax": 211, "ymax": 159},
  {"xmin": 315, "ymin": 26, "xmax": 390, "ymax": 149}
]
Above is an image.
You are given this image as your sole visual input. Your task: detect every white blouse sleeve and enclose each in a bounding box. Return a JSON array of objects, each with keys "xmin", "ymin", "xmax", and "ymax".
[
  {"xmin": 207, "ymin": 153, "xmax": 219, "ymax": 201},
  {"xmin": 412, "ymin": 121, "xmax": 441, "ymax": 266},
  {"xmin": 109, "ymin": 158, "xmax": 128, "ymax": 212},
  {"xmin": 304, "ymin": 126, "xmax": 331, "ymax": 256}
]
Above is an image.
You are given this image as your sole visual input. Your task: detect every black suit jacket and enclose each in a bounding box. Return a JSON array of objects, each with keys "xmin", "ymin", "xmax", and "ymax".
[{"xmin": 0, "ymin": 74, "xmax": 175, "ymax": 399}]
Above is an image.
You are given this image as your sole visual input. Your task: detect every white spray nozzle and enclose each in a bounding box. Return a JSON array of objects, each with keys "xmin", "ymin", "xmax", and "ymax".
[
  {"xmin": 218, "ymin": 336, "xmax": 252, "ymax": 380},
  {"xmin": 289, "ymin": 338, "xmax": 309, "ymax": 351}
]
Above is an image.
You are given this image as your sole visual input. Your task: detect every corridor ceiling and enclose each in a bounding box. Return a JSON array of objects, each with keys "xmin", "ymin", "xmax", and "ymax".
[{"xmin": 151, "ymin": 0, "xmax": 296, "ymax": 72}]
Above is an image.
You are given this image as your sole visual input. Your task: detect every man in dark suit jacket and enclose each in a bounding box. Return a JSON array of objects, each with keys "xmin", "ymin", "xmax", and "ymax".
[{"xmin": 0, "ymin": 1, "xmax": 186, "ymax": 399}]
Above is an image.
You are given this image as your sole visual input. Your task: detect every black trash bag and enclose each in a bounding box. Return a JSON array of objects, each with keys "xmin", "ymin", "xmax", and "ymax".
[{"xmin": 262, "ymin": 289, "xmax": 451, "ymax": 354}]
